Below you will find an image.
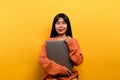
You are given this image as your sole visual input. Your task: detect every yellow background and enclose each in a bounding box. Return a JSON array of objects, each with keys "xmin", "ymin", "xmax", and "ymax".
[{"xmin": 0, "ymin": 0, "xmax": 120, "ymax": 80}]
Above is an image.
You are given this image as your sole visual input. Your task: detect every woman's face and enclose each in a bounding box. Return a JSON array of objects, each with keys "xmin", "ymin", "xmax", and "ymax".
[{"xmin": 55, "ymin": 18, "xmax": 67, "ymax": 36}]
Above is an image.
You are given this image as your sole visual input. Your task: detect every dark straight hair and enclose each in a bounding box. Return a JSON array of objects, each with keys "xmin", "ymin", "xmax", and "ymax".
[{"xmin": 50, "ymin": 13, "xmax": 73, "ymax": 38}]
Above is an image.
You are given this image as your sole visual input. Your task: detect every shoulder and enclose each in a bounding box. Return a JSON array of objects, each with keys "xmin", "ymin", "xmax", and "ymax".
[
  {"xmin": 71, "ymin": 38, "xmax": 80, "ymax": 46},
  {"xmin": 72, "ymin": 38, "xmax": 78, "ymax": 41},
  {"xmin": 71, "ymin": 37, "xmax": 79, "ymax": 43}
]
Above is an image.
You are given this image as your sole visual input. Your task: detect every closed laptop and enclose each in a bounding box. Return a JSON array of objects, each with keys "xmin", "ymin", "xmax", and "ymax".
[{"xmin": 46, "ymin": 40, "xmax": 73, "ymax": 71}]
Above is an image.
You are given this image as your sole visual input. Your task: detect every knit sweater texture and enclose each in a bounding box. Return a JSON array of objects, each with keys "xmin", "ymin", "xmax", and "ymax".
[{"xmin": 38, "ymin": 37, "xmax": 83, "ymax": 80}]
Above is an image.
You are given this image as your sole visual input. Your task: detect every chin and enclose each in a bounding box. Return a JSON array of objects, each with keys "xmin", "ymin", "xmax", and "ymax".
[{"xmin": 58, "ymin": 32, "xmax": 65, "ymax": 35}]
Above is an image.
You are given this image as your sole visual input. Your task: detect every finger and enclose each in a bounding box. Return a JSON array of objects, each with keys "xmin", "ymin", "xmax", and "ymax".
[{"xmin": 67, "ymin": 69, "xmax": 72, "ymax": 74}]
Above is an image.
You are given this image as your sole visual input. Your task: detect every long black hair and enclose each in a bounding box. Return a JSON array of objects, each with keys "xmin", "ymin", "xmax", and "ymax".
[{"xmin": 50, "ymin": 13, "xmax": 73, "ymax": 38}]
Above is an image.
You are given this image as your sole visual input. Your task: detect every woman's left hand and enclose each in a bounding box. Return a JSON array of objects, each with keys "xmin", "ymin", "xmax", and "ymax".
[{"xmin": 64, "ymin": 36, "xmax": 72, "ymax": 44}]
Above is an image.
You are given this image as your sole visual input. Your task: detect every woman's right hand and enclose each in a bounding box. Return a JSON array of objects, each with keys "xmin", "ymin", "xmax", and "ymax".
[
  {"xmin": 65, "ymin": 69, "xmax": 72, "ymax": 76},
  {"xmin": 59, "ymin": 66, "xmax": 72, "ymax": 76}
]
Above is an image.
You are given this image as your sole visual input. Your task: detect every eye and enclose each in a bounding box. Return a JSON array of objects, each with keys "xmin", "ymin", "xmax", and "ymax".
[
  {"xmin": 62, "ymin": 21, "xmax": 66, "ymax": 24},
  {"xmin": 56, "ymin": 22, "xmax": 60, "ymax": 25}
]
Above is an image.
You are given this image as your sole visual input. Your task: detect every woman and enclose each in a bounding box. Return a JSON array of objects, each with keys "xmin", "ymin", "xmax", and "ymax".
[{"xmin": 39, "ymin": 13, "xmax": 83, "ymax": 80}]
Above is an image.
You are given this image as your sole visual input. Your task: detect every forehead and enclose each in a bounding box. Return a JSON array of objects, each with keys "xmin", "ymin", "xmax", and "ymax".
[{"xmin": 57, "ymin": 17, "xmax": 65, "ymax": 22}]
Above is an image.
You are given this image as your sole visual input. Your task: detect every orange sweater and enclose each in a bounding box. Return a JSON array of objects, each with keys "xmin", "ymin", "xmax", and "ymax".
[{"xmin": 38, "ymin": 37, "xmax": 83, "ymax": 80}]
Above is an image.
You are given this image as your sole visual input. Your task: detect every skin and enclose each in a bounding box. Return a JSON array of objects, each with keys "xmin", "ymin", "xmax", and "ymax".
[{"xmin": 55, "ymin": 17, "xmax": 67, "ymax": 40}]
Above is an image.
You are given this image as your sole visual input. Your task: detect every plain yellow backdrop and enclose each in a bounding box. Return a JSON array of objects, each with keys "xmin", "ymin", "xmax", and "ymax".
[{"xmin": 0, "ymin": 0, "xmax": 120, "ymax": 80}]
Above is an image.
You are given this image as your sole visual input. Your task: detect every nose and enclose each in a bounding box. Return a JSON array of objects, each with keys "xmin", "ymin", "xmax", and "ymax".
[{"xmin": 58, "ymin": 23, "xmax": 63, "ymax": 28}]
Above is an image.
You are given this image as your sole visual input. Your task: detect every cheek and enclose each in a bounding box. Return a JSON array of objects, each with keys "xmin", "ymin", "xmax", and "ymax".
[
  {"xmin": 55, "ymin": 25, "xmax": 59, "ymax": 32},
  {"xmin": 64, "ymin": 25, "xmax": 67, "ymax": 31},
  {"xmin": 55, "ymin": 24, "xmax": 59, "ymax": 28}
]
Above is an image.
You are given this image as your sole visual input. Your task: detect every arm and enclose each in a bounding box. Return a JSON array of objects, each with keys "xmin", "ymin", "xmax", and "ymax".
[
  {"xmin": 65, "ymin": 36, "xmax": 83, "ymax": 66},
  {"xmin": 38, "ymin": 41, "xmax": 68, "ymax": 75}
]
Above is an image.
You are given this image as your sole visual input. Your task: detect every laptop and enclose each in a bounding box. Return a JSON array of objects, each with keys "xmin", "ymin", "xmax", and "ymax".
[{"xmin": 46, "ymin": 40, "xmax": 73, "ymax": 72}]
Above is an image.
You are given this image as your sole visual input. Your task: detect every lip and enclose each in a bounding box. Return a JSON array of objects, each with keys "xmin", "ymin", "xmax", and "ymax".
[{"xmin": 58, "ymin": 29, "xmax": 64, "ymax": 32}]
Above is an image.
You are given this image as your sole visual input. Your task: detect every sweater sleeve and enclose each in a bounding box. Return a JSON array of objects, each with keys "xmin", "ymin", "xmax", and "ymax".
[
  {"xmin": 38, "ymin": 42, "xmax": 68, "ymax": 75},
  {"xmin": 66, "ymin": 39, "xmax": 83, "ymax": 66}
]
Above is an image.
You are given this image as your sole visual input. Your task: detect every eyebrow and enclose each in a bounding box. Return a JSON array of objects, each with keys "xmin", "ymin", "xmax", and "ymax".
[{"xmin": 57, "ymin": 20, "xmax": 65, "ymax": 22}]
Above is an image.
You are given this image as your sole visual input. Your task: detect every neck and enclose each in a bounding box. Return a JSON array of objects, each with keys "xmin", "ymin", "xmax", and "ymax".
[{"xmin": 55, "ymin": 34, "xmax": 67, "ymax": 40}]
